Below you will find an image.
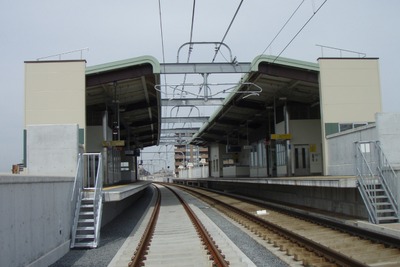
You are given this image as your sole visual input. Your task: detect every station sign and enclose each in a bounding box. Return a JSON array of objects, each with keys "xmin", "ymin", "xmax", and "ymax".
[
  {"xmin": 270, "ymin": 134, "xmax": 292, "ymax": 140},
  {"xmin": 102, "ymin": 140, "xmax": 125, "ymax": 147}
]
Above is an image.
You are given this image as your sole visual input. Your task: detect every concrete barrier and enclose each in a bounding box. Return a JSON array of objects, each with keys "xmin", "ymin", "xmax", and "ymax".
[{"xmin": 0, "ymin": 175, "xmax": 74, "ymax": 267}]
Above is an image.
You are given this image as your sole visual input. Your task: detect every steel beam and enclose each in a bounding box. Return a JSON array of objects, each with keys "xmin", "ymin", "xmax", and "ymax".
[
  {"xmin": 161, "ymin": 116, "xmax": 209, "ymax": 124},
  {"xmin": 161, "ymin": 128, "xmax": 200, "ymax": 134},
  {"xmin": 162, "ymin": 98, "xmax": 225, "ymax": 106},
  {"xmin": 160, "ymin": 62, "xmax": 251, "ymax": 74}
]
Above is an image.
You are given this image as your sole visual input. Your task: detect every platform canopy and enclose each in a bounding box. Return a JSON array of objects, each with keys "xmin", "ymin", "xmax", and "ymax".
[
  {"xmin": 191, "ymin": 55, "xmax": 320, "ymax": 146},
  {"xmin": 85, "ymin": 56, "xmax": 161, "ymax": 148}
]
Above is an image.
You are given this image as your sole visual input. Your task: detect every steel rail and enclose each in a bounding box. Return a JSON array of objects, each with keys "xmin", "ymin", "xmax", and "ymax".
[
  {"xmin": 164, "ymin": 184, "xmax": 229, "ymax": 267},
  {"xmin": 128, "ymin": 185, "xmax": 161, "ymax": 267},
  {"xmin": 178, "ymin": 185, "xmax": 368, "ymax": 267},
  {"xmin": 218, "ymin": 188, "xmax": 400, "ymax": 249}
]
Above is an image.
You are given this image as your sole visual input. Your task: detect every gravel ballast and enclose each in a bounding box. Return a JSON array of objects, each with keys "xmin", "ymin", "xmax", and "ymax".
[{"xmin": 51, "ymin": 185, "xmax": 292, "ymax": 267}]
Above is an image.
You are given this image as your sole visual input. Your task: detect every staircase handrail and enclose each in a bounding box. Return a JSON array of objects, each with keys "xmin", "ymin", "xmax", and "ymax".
[
  {"xmin": 92, "ymin": 153, "xmax": 103, "ymax": 246},
  {"xmin": 71, "ymin": 153, "xmax": 84, "ymax": 247},
  {"xmin": 375, "ymin": 142, "xmax": 399, "ymax": 216},
  {"xmin": 71, "ymin": 153, "xmax": 103, "ymax": 248},
  {"xmin": 355, "ymin": 143, "xmax": 379, "ymax": 223}
]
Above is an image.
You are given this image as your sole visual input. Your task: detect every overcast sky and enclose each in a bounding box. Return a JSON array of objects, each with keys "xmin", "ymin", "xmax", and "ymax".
[{"xmin": 1, "ymin": 0, "xmax": 399, "ymax": 173}]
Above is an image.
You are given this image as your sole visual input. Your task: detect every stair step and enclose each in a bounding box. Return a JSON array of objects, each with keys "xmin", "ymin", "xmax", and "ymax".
[
  {"xmin": 373, "ymin": 202, "xmax": 391, "ymax": 206},
  {"xmin": 79, "ymin": 211, "xmax": 94, "ymax": 216},
  {"xmin": 77, "ymin": 226, "xmax": 95, "ymax": 231},
  {"xmin": 82, "ymin": 198, "xmax": 94, "ymax": 201},
  {"xmin": 78, "ymin": 219, "xmax": 94, "ymax": 223},
  {"xmin": 378, "ymin": 216, "xmax": 399, "ymax": 222},
  {"xmin": 370, "ymin": 195, "xmax": 389, "ymax": 199},
  {"xmin": 73, "ymin": 242, "xmax": 96, "ymax": 248},
  {"xmin": 81, "ymin": 204, "xmax": 94, "ymax": 208},
  {"xmin": 376, "ymin": 209, "xmax": 396, "ymax": 213},
  {"xmin": 76, "ymin": 234, "xmax": 95, "ymax": 239}
]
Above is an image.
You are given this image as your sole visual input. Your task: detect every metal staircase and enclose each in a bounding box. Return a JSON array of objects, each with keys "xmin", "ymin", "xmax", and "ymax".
[
  {"xmin": 356, "ymin": 141, "xmax": 399, "ymax": 224},
  {"xmin": 71, "ymin": 153, "xmax": 103, "ymax": 248}
]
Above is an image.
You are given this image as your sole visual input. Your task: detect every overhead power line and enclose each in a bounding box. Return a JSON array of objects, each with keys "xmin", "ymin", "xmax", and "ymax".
[
  {"xmin": 261, "ymin": 0, "xmax": 305, "ymax": 56},
  {"xmin": 157, "ymin": 0, "xmax": 168, "ymax": 117},
  {"xmin": 273, "ymin": 0, "xmax": 328, "ymax": 62},
  {"xmin": 187, "ymin": 0, "xmax": 196, "ymax": 62},
  {"xmin": 212, "ymin": 0, "xmax": 244, "ymax": 62}
]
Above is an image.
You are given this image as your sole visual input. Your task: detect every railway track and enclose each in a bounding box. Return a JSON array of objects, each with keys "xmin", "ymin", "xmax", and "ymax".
[
  {"xmin": 128, "ymin": 184, "xmax": 230, "ymax": 267},
  {"xmin": 175, "ymin": 184, "xmax": 400, "ymax": 267}
]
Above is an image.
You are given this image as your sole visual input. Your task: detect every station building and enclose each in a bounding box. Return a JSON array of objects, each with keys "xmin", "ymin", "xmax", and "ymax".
[{"xmin": 3, "ymin": 54, "xmax": 399, "ymax": 266}]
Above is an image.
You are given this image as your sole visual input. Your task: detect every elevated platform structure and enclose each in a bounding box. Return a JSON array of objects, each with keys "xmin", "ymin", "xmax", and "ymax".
[
  {"xmin": 174, "ymin": 176, "xmax": 365, "ymax": 220},
  {"xmin": 103, "ymin": 181, "xmax": 152, "ymax": 202}
]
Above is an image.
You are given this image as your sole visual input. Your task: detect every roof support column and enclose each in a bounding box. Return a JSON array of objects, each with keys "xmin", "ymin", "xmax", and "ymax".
[{"xmin": 284, "ymin": 101, "xmax": 292, "ymax": 176}]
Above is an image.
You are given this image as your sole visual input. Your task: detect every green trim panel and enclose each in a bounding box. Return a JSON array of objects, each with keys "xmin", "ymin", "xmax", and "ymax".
[
  {"xmin": 23, "ymin": 129, "xmax": 27, "ymax": 167},
  {"xmin": 325, "ymin": 123, "xmax": 339, "ymax": 136},
  {"xmin": 79, "ymin": 128, "xmax": 84, "ymax": 145}
]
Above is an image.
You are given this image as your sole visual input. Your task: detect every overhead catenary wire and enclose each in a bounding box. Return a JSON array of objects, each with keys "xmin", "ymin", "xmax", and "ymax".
[
  {"xmin": 212, "ymin": 0, "xmax": 244, "ymax": 63},
  {"xmin": 157, "ymin": 0, "xmax": 168, "ymax": 117},
  {"xmin": 250, "ymin": 0, "xmax": 305, "ymax": 70},
  {"xmin": 273, "ymin": 0, "xmax": 328, "ymax": 63},
  {"xmin": 180, "ymin": 0, "xmax": 197, "ymax": 101},
  {"xmin": 260, "ymin": 0, "xmax": 305, "ymax": 58}
]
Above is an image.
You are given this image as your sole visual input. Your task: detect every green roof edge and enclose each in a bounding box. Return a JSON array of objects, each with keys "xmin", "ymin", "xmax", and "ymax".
[
  {"xmin": 85, "ymin": 55, "xmax": 161, "ymax": 74},
  {"xmin": 250, "ymin": 55, "xmax": 319, "ymax": 72}
]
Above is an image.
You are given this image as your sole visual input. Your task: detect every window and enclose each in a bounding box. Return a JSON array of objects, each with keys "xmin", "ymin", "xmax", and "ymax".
[
  {"xmin": 339, "ymin": 122, "xmax": 369, "ymax": 132},
  {"xmin": 276, "ymin": 143, "xmax": 286, "ymax": 166}
]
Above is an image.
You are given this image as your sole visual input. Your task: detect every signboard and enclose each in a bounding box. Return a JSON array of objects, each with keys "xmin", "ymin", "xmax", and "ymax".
[
  {"xmin": 270, "ymin": 134, "xmax": 292, "ymax": 140},
  {"xmin": 102, "ymin": 140, "xmax": 125, "ymax": 147}
]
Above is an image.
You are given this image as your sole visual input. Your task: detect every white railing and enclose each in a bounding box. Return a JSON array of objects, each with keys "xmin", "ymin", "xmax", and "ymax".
[
  {"xmin": 355, "ymin": 141, "xmax": 399, "ymax": 223},
  {"xmin": 71, "ymin": 153, "xmax": 103, "ymax": 248},
  {"xmin": 375, "ymin": 142, "xmax": 399, "ymax": 212},
  {"xmin": 90, "ymin": 153, "xmax": 103, "ymax": 246},
  {"xmin": 71, "ymin": 154, "xmax": 84, "ymax": 244}
]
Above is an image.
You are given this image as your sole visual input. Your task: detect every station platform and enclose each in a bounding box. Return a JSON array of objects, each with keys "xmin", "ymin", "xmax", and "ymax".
[
  {"xmin": 173, "ymin": 176, "xmax": 400, "ymax": 240},
  {"xmin": 173, "ymin": 175, "xmax": 367, "ymax": 222},
  {"xmin": 174, "ymin": 175, "xmax": 358, "ymax": 188},
  {"xmin": 103, "ymin": 181, "xmax": 152, "ymax": 202}
]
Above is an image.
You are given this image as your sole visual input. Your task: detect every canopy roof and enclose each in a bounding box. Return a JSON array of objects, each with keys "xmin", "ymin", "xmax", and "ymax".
[
  {"xmin": 191, "ymin": 55, "xmax": 320, "ymax": 146},
  {"xmin": 85, "ymin": 56, "xmax": 161, "ymax": 148}
]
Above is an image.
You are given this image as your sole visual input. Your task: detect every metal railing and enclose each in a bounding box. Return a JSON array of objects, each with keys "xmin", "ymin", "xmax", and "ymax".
[
  {"xmin": 355, "ymin": 141, "xmax": 399, "ymax": 223},
  {"xmin": 89, "ymin": 153, "xmax": 103, "ymax": 246},
  {"xmin": 71, "ymin": 153, "xmax": 84, "ymax": 244},
  {"xmin": 71, "ymin": 153, "xmax": 103, "ymax": 247},
  {"xmin": 375, "ymin": 142, "xmax": 399, "ymax": 212}
]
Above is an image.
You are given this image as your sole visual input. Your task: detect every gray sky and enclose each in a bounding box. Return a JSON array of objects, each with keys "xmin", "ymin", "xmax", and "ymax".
[{"xmin": 1, "ymin": 0, "xmax": 399, "ymax": 172}]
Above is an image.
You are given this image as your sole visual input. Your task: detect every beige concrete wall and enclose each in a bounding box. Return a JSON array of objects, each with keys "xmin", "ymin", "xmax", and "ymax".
[
  {"xmin": 319, "ymin": 58, "xmax": 382, "ymax": 124},
  {"xmin": 319, "ymin": 58, "xmax": 382, "ymax": 175},
  {"xmin": 25, "ymin": 60, "xmax": 86, "ymax": 143}
]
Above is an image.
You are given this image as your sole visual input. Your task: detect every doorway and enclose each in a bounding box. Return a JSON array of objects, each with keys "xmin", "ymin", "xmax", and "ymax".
[{"xmin": 294, "ymin": 145, "xmax": 310, "ymax": 176}]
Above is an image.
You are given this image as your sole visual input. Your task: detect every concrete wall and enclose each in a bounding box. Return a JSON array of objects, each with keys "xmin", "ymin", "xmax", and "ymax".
[
  {"xmin": 376, "ymin": 113, "xmax": 400, "ymax": 168},
  {"xmin": 27, "ymin": 124, "xmax": 79, "ymax": 176},
  {"xmin": 209, "ymin": 144, "xmax": 222, "ymax": 178},
  {"xmin": 290, "ymin": 120, "xmax": 323, "ymax": 174},
  {"xmin": 209, "ymin": 181, "xmax": 368, "ymax": 219},
  {"xmin": 319, "ymin": 58, "xmax": 382, "ymax": 175},
  {"xmin": 275, "ymin": 119, "xmax": 322, "ymax": 176},
  {"xmin": 326, "ymin": 124, "xmax": 377, "ymax": 176},
  {"xmin": 0, "ymin": 175, "xmax": 74, "ymax": 267},
  {"xmin": 319, "ymin": 58, "xmax": 382, "ymax": 124},
  {"xmin": 24, "ymin": 60, "xmax": 86, "ymax": 145},
  {"xmin": 178, "ymin": 165, "xmax": 208, "ymax": 179},
  {"xmin": 86, "ymin": 125, "xmax": 113, "ymax": 153}
]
